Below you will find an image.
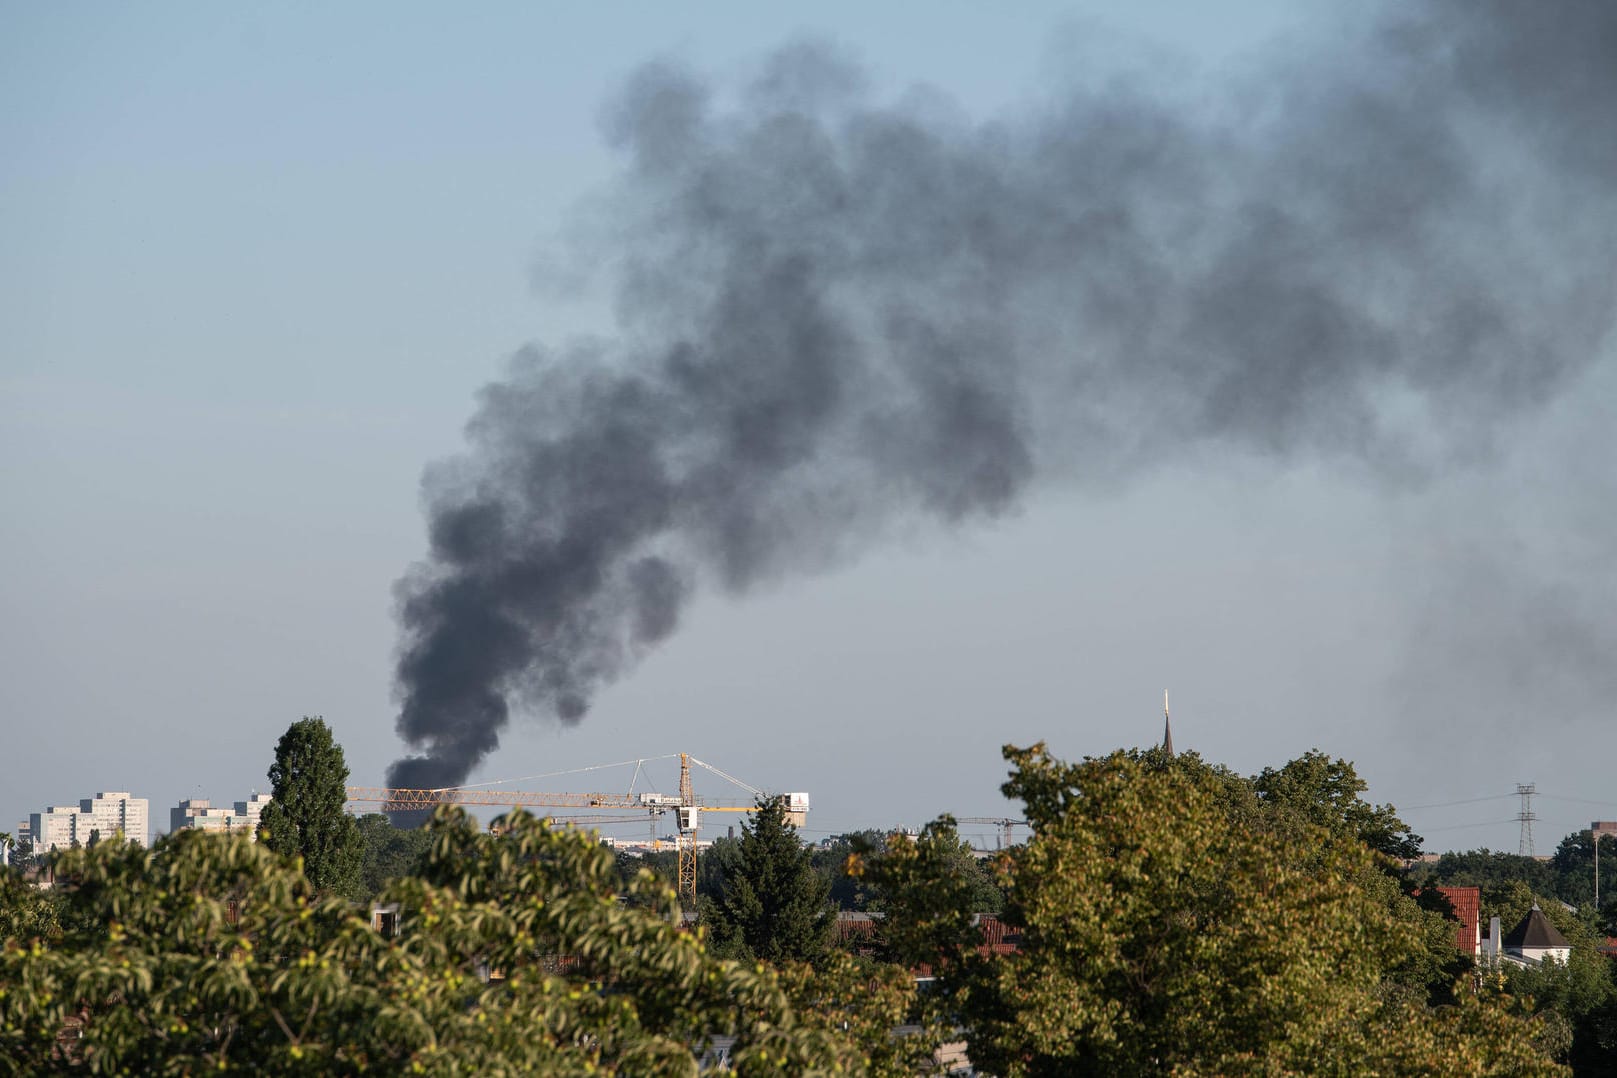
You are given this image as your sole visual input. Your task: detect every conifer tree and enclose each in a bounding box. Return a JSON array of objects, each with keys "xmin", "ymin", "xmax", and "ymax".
[{"xmin": 705, "ymin": 794, "xmax": 833, "ymax": 965}]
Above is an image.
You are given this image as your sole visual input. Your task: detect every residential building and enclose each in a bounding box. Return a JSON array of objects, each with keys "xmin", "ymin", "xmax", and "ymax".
[
  {"xmin": 170, "ymin": 793, "xmax": 273, "ymax": 840},
  {"xmin": 80, "ymin": 791, "xmax": 149, "ymax": 847},
  {"xmin": 1435, "ymin": 885, "xmax": 1481, "ymax": 956},
  {"xmin": 1502, "ymin": 906, "xmax": 1572, "ymax": 965},
  {"xmin": 1481, "ymin": 905, "xmax": 1573, "ymax": 968},
  {"xmin": 29, "ymin": 806, "xmax": 87, "ymax": 853},
  {"xmin": 29, "ymin": 792, "xmax": 148, "ymax": 852},
  {"xmin": 234, "ymin": 792, "xmax": 273, "ymax": 836},
  {"xmin": 171, "ymin": 799, "xmax": 233, "ymax": 835}
]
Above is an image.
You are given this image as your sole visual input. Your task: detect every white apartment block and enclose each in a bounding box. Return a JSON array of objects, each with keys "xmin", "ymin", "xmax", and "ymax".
[
  {"xmin": 236, "ymin": 792, "xmax": 272, "ymax": 835},
  {"xmin": 170, "ymin": 793, "xmax": 273, "ymax": 840},
  {"xmin": 30, "ymin": 806, "xmax": 86, "ymax": 853},
  {"xmin": 29, "ymin": 792, "xmax": 149, "ymax": 852}
]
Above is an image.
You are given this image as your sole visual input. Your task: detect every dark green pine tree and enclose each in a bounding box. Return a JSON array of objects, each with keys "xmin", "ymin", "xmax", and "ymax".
[
  {"xmin": 704, "ymin": 795, "xmax": 833, "ymax": 965},
  {"xmin": 258, "ymin": 716, "xmax": 364, "ymax": 900}
]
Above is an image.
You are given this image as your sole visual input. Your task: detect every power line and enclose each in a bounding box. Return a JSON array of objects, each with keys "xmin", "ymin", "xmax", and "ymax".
[
  {"xmin": 1399, "ymin": 789, "xmax": 1614, "ymax": 814},
  {"xmin": 1400, "ymin": 793, "xmax": 1517, "ymax": 811},
  {"xmin": 1538, "ymin": 794, "xmax": 1617, "ymax": 809},
  {"xmin": 1418, "ymin": 817, "xmax": 1521, "ymax": 834}
]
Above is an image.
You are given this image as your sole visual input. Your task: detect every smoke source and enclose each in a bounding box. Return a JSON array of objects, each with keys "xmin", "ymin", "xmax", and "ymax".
[{"xmin": 386, "ymin": 1, "xmax": 1617, "ymax": 792}]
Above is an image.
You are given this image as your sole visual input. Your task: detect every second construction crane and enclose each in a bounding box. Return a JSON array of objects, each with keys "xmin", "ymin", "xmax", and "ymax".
[
  {"xmin": 347, "ymin": 753, "xmax": 808, "ymax": 908},
  {"xmin": 956, "ymin": 817, "xmax": 1027, "ymax": 850}
]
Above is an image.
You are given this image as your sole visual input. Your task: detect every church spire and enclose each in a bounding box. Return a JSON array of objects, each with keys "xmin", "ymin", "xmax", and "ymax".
[{"xmin": 1162, "ymin": 689, "xmax": 1175, "ymax": 757}]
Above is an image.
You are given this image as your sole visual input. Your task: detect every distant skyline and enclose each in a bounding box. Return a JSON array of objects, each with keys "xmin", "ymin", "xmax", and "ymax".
[{"xmin": 4, "ymin": 1, "xmax": 1613, "ymax": 856}]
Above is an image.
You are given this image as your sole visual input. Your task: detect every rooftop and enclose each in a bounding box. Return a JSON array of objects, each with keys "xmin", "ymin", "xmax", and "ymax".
[{"xmin": 1503, "ymin": 907, "xmax": 1569, "ymax": 951}]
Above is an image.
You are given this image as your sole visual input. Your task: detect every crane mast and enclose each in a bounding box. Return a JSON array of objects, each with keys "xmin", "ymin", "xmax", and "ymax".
[{"xmin": 677, "ymin": 753, "xmax": 698, "ymax": 906}]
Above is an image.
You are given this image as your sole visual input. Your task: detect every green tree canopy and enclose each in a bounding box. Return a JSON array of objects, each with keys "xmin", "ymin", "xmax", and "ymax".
[
  {"xmin": 0, "ymin": 809, "xmax": 892, "ymax": 1075},
  {"xmin": 807, "ymin": 831, "xmax": 889, "ymax": 912},
  {"xmin": 257, "ymin": 716, "xmax": 363, "ymax": 900},
  {"xmin": 0, "ymin": 873, "xmax": 62, "ymax": 948},
  {"xmin": 1409, "ymin": 828, "xmax": 1617, "ymax": 946},
  {"xmin": 1477, "ymin": 880, "xmax": 1617, "ymax": 1072},
  {"xmin": 7, "ymin": 836, "xmax": 36, "ymax": 870},
  {"xmin": 869, "ymin": 743, "xmax": 1561, "ymax": 1077},
  {"xmin": 1252, "ymin": 749, "xmax": 1424, "ymax": 861},
  {"xmin": 702, "ymin": 795, "xmax": 833, "ymax": 966},
  {"xmin": 851, "ymin": 817, "xmax": 998, "ymax": 975},
  {"xmin": 836, "ymin": 825, "xmax": 1003, "ymax": 920},
  {"xmin": 1548, "ymin": 830, "xmax": 1617, "ymax": 919},
  {"xmin": 354, "ymin": 813, "xmax": 432, "ymax": 902}
]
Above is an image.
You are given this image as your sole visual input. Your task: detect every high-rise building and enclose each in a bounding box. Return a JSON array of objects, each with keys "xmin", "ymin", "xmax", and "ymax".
[
  {"xmin": 30, "ymin": 805, "xmax": 87, "ymax": 853},
  {"xmin": 234, "ymin": 792, "xmax": 273, "ymax": 836},
  {"xmin": 81, "ymin": 791, "xmax": 149, "ymax": 847},
  {"xmin": 30, "ymin": 791, "xmax": 149, "ymax": 852},
  {"xmin": 171, "ymin": 798, "xmax": 230, "ymax": 835},
  {"xmin": 170, "ymin": 793, "xmax": 273, "ymax": 840}
]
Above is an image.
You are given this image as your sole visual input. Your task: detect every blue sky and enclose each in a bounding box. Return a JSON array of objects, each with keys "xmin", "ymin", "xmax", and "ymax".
[{"xmin": 4, "ymin": 1, "xmax": 1613, "ymax": 854}]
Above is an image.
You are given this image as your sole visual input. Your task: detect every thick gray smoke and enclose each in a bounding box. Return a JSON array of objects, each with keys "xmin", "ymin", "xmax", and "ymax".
[{"xmin": 387, "ymin": 0, "xmax": 1617, "ymax": 791}]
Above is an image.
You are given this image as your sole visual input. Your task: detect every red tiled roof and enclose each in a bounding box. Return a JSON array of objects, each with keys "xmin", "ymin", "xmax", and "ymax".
[
  {"xmin": 975, "ymin": 913, "xmax": 1021, "ymax": 957},
  {"xmin": 1425, "ymin": 886, "xmax": 1481, "ymax": 955}
]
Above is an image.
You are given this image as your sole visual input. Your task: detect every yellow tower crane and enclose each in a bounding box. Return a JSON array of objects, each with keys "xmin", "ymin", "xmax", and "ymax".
[{"xmin": 346, "ymin": 753, "xmax": 808, "ymax": 909}]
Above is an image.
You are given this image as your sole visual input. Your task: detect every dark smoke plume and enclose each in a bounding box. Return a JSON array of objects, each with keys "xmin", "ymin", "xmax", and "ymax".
[{"xmin": 387, "ymin": 0, "xmax": 1617, "ymax": 791}]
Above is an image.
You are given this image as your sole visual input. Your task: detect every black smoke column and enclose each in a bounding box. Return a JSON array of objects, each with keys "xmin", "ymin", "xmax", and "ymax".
[{"xmin": 387, "ymin": 2, "xmax": 1617, "ymax": 795}]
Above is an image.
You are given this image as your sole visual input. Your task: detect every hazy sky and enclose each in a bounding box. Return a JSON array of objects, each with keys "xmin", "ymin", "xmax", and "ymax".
[{"xmin": 4, "ymin": 2, "xmax": 1612, "ymax": 855}]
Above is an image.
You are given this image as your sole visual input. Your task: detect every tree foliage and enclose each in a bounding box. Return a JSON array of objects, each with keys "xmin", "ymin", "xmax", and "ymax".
[
  {"xmin": 1412, "ymin": 829, "xmax": 1617, "ymax": 1073},
  {"xmin": 0, "ymin": 810, "xmax": 891, "ymax": 1075},
  {"xmin": 1408, "ymin": 833, "xmax": 1617, "ymax": 929},
  {"xmin": 2, "ymin": 734, "xmax": 1588, "ymax": 1075},
  {"xmin": 869, "ymin": 744, "xmax": 1562, "ymax": 1076},
  {"xmin": 836, "ymin": 825, "xmax": 1003, "ymax": 921},
  {"xmin": 810, "ymin": 831, "xmax": 890, "ymax": 912},
  {"xmin": 774, "ymin": 951, "xmax": 942, "ymax": 1078},
  {"xmin": 1548, "ymin": 831, "xmax": 1617, "ymax": 924},
  {"xmin": 354, "ymin": 813, "xmax": 432, "ymax": 902},
  {"xmin": 0, "ymin": 874, "xmax": 63, "ymax": 948},
  {"xmin": 7, "ymin": 837, "xmax": 37, "ymax": 871},
  {"xmin": 1253, "ymin": 749, "xmax": 1424, "ymax": 861},
  {"xmin": 703, "ymin": 795, "xmax": 833, "ymax": 966},
  {"xmin": 257, "ymin": 716, "xmax": 364, "ymax": 900},
  {"xmin": 1476, "ymin": 880, "xmax": 1617, "ymax": 1073},
  {"xmin": 1415, "ymin": 849, "xmax": 1559, "ymax": 896},
  {"xmin": 847, "ymin": 817, "xmax": 1004, "ymax": 972}
]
